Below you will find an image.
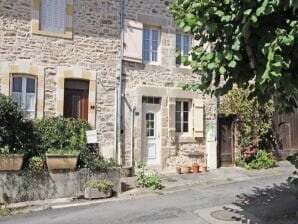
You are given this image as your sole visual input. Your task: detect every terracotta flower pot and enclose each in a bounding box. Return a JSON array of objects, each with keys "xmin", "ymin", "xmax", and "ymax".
[
  {"xmin": 176, "ymin": 166, "xmax": 182, "ymax": 174},
  {"xmin": 201, "ymin": 164, "xmax": 208, "ymax": 172},
  {"xmin": 0, "ymin": 154, "xmax": 24, "ymax": 171},
  {"xmin": 192, "ymin": 164, "xmax": 199, "ymax": 173},
  {"xmin": 181, "ymin": 166, "xmax": 191, "ymax": 174}
]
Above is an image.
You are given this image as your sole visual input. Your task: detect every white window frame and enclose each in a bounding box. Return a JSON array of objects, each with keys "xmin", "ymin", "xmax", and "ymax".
[
  {"xmin": 175, "ymin": 99, "xmax": 192, "ymax": 136},
  {"xmin": 10, "ymin": 75, "xmax": 37, "ymax": 119},
  {"xmin": 40, "ymin": 0, "xmax": 67, "ymax": 34},
  {"xmin": 143, "ymin": 27, "xmax": 160, "ymax": 64},
  {"xmin": 176, "ymin": 33, "xmax": 192, "ymax": 67}
]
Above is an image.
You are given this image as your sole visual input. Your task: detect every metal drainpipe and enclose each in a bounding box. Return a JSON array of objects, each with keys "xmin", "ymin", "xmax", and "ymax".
[
  {"xmin": 116, "ymin": 0, "xmax": 124, "ymax": 165},
  {"xmin": 131, "ymin": 106, "xmax": 136, "ymax": 167}
]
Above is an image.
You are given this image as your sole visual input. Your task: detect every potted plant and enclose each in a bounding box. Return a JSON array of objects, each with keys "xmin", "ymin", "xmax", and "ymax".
[
  {"xmin": 0, "ymin": 145, "xmax": 24, "ymax": 171},
  {"xmin": 181, "ymin": 165, "xmax": 191, "ymax": 174},
  {"xmin": 201, "ymin": 163, "xmax": 208, "ymax": 172},
  {"xmin": 84, "ymin": 180, "xmax": 113, "ymax": 199},
  {"xmin": 176, "ymin": 166, "xmax": 182, "ymax": 174},
  {"xmin": 192, "ymin": 163, "xmax": 199, "ymax": 173},
  {"xmin": 46, "ymin": 148, "xmax": 80, "ymax": 170}
]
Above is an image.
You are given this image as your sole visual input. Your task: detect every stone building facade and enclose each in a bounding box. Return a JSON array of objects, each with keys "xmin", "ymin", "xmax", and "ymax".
[{"xmin": 0, "ymin": 0, "xmax": 218, "ymax": 170}]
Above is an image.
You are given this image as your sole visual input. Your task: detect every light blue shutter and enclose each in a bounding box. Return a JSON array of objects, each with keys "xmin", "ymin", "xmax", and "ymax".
[
  {"xmin": 143, "ymin": 29, "xmax": 150, "ymax": 61},
  {"xmin": 183, "ymin": 35, "xmax": 189, "ymax": 56}
]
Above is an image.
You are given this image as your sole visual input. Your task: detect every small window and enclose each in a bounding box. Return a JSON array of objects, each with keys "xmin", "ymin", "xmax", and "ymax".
[
  {"xmin": 176, "ymin": 34, "xmax": 190, "ymax": 65},
  {"xmin": 176, "ymin": 101, "xmax": 189, "ymax": 133},
  {"xmin": 11, "ymin": 75, "xmax": 37, "ymax": 119},
  {"xmin": 143, "ymin": 28, "xmax": 159, "ymax": 63},
  {"xmin": 40, "ymin": 0, "xmax": 66, "ymax": 34},
  {"xmin": 142, "ymin": 97, "xmax": 161, "ymax": 104}
]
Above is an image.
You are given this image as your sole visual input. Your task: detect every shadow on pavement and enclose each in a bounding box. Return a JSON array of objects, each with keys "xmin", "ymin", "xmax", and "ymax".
[{"xmin": 227, "ymin": 182, "xmax": 298, "ymax": 224}]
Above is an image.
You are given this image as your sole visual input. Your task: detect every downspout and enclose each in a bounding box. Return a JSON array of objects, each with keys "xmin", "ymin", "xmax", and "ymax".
[
  {"xmin": 116, "ymin": 0, "xmax": 124, "ymax": 165},
  {"xmin": 131, "ymin": 106, "xmax": 136, "ymax": 167}
]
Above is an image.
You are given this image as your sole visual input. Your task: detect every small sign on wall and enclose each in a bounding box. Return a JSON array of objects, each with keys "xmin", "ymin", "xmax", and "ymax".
[{"xmin": 86, "ymin": 130, "xmax": 97, "ymax": 144}]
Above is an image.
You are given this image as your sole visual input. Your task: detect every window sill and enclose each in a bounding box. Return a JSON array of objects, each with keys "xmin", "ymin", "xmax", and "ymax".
[
  {"xmin": 32, "ymin": 22, "xmax": 73, "ymax": 39},
  {"xmin": 176, "ymin": 134, "xmax": 196, "ymax": 143}
]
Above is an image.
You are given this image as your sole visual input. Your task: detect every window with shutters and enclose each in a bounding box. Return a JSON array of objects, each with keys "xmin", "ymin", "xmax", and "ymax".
[
  {"xmin": 40, "ymin": 0, "xmax": 66, "ymax": 34},
  {"xmin": 176, "ymin": 33, "xmax": 191, "ymax": 65},
  {"xmin": 176, "ymin": 100, "xmax": 190, "ymax": 133},
  {"xmin": 11, "ymin": 75, "xmax": 37, "ymax": 119},
  {"xmin": 31, "ymin": 0, "xmax": 73, "ymax": 38},
  {"xmin": 143, "ymin": 28, "xmax": 160, "ymax": 63}
]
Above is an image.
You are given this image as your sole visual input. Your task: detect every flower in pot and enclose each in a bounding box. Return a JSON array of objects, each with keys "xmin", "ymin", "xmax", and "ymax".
[
  {"xmin": 181, "ymin": 165, "xmax": 191, "ymax": 174},
  {"xmin": 0, "ymin": 145, "xmax": 24, "ymax": 171},
  {"xmin": 84, "ymin": 180, "xmax": 113, "ymax": 199},
  {"xmin": 46, "ymin": 148, "xmax": 80, "ymax": 170},
  {"xmin": 192, "ymin": 163, "xmax": 199, "ymax": 173}
]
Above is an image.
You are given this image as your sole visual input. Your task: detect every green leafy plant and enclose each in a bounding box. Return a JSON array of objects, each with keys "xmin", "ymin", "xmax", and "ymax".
[
  {"xmin": 34, "ymin": 117, "xmax": 91, "ymax": 154},
  {"xmin": 0, "ymin": 94, "xmax": 35, "ymax": 153},
  {"xmin": 84, "ymin": 180, "xmax": 113, "ymax": 192},
  {"xmin": 0, "ymin": 205, "xmax": 10, "ymax": 216},
  {"xmin": 28, "ymin": 156, "xmax": 45, "ymax": 170},
  {"xmin": 135, "ymin": 164, "xmax": 162, "ymax": 190},
  {"xmin": 287, "ymin": 153, "xmax": 298, "ymax": 198},
  {"xmin": 47, "ymin": 148, "xmax": 80, "ymax": 155},
  {"xmin": 245, "ymin": 150, "xmax": 277, "ymax": 170},
  {"xmin": 170, "ymin": 0, "xmax": 298, "ymax": 112}
]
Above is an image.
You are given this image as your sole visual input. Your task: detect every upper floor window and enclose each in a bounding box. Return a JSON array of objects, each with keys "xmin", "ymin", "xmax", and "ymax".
[
  {"xmin": 40, "ymin": 0, "xmax": 66, "ymax": 34},
  {"xmin": 176, "ymin": 34, "xmax": 190, "ymax": 65},
  {"xmin": 143, "ymin": 28, "xmax": 159, "ymax": 63},
  {"xmin": 176, "ymin": 100, "xmax": 190, "ymax": 133},
  {"xmin": 11, "ymin": 75, "xmax": 36, "ymax": 119}
]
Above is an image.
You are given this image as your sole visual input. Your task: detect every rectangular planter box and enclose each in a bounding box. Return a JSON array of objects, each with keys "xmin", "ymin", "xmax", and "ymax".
[
  {"xmin": 46, "ymin": 154, "xmax": 79, "ymax": 170},
  {"xmin": 0, "ymin": 154, "xmax": 24, "ymax": 171},
  {"xmin": 84, "ymin": 187, "xmax": 112, "ymax": 199}
]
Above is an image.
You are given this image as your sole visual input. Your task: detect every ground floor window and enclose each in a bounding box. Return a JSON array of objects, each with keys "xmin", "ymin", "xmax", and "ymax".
[
  {"xmin": 176, "ymin": 100, "xmax": 190, "ymax": 133},
  {"xmin": 11, "ymin": 75, "xmax": 36, "ymax": 119}
]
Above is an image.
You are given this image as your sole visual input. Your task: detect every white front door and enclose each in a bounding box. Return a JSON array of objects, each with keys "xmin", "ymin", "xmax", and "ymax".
[{"xmin": 143, "ymin": 105, "xmax": 160, "ymax": 166}]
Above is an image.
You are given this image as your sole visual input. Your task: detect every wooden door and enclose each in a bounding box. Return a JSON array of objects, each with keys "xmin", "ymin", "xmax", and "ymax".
[
  {"xmin": 218, "ymin": 117, "xmax": 234, "ymax": 166},
  {"xmin": 64, "ymin": 89, "xmax": 89, "ymax": 121}
]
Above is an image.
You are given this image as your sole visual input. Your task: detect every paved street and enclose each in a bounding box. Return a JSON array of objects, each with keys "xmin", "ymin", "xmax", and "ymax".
[{"xmin": 1, "ymin": 174, "xmax": 297, "ymax": 224}]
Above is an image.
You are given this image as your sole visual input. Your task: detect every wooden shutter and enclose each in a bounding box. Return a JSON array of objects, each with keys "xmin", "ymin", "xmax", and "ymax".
[
  {"xmin": 193, "ymin": 98, "xmax": 204, "ymax": 137},
  {"xmin": 40, "ymin": 0, "xmax": 66, "ymax": 33},
  {"xmin": 123, "ymin": 19, "xmax": 143, "ymax": 63}
]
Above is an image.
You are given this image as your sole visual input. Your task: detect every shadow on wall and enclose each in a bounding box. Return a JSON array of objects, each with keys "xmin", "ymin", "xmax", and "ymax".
[{"xmin": 226, "ymin": 182, "xmax": 298, "ymax": 224}]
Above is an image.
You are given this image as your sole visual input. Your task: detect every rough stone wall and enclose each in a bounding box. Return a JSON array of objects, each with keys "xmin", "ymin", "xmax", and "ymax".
[
  {"xmin": 122, "ymin": 0, "xmax": 217, "ymax": 168},
  {"xmin": 0, "ymin": 0, "xmax": 120, "ymax": 146}
]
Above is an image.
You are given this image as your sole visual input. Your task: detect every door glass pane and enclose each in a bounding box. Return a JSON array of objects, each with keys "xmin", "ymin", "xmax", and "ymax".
[
  {"xmin": 183, "ymin": 123, "xmax": 188, "ymax": 132},
  {"xmin": 146, "ymin": 112, "xmax": 155, "ymax": 137},
  {"xmin": 71, "ymin": 95, "xmax": 81, "ymax": 119},
  {"xmin": 183, "ymin": 102, "xmax": 189, "ymax": 111},
  {"xmin": 176, "ymin": 101, "xmax": 181, "ymax": 111},
  {"xmin": 12, "ymin": 77, "xmax": 22, "ymax": 92},
  {"xmin": 26, "ymin": 78, "xmax": 36, "ymax": 93},
  {"xmin": 25, "ymin": 93, "xmax": 35, "ymax": 111},
  {"xmin": 176, "ymin": 122, "xmax": 181, "ymax": 132}
]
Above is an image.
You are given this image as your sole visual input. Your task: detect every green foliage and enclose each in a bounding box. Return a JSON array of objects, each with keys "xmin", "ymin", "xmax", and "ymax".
[
  {"xmin": 287, "ymin": 153, "xmax": 298, "ymax": 197},
  {"xmin": 34, "ymin": 117, "xmax": 91, "ymax": 154},
  {"xmin": 47, "ymin": 148, "xmax": 80, "ymax": 155},
  {"xmin": 84, "ymin": 180, "xmax": 113, "ymax": 192},
  {"xmin": 0, "ymin": 206, "xmax": 10, "ymax": 216},
  {"xmin": 0, "ymin": 94, "xmax": 35, "ymax": 153},
  {"xmin": 170, "ymin": 0, "xmax": 298, "ymax": 111},
  {"xmin": 28, "ymin": 156, "xmax": 45, "ymax": 170},
  {"xmin": 220, "ymin": 85, "xmax": 276, "ymax": 149},
  {"xmin": 245, "ymin": 150, "xmax": 277, "ymax": 170},
  {"xmin": 135, "ymin": 164, "xmax": 162, "ymax": 190}
]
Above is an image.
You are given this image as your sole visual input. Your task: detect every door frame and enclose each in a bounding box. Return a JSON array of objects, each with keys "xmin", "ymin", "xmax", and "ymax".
[{"xmin": 142, "ymin": 103, "xmax": 161, "ymax": 166}]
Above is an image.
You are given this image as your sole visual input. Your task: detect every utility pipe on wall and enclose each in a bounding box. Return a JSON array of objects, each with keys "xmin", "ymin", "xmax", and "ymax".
[{"xmin": 131, "ymin": 106, "xmax": 136, "ymax": 167}]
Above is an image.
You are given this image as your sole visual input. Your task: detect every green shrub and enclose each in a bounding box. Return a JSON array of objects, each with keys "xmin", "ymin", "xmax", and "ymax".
[
  {"xmin": 135, "ymin": 165, "xmax": 162, "ymax": 190},
  {"xmin": 47, "ymin": 148, "xmax": 80, "ymax": 155},
  {"xmin": 34, "ymin": 117, "xmax": 91, "ymax": 154},
  {"xmin": 245, "ymin": 150, "xmax": 277, "ymax": 170},
  {"xmin": 28, "ymin": 156, "xmax": 45, "ymax": 170},
  {"xmin": 0, "ymin": 206, "xmax": 10, "ymax": 216},
  {"xmin": 0, "ymin": 94, "xmax": 35, "ymax": 153},
  {"xmin": 84, "ymin": 180, "xmax": 113, "ymax": 192}
]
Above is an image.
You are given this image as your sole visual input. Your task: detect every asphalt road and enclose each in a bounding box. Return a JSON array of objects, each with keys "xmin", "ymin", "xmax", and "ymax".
[{"xmin": 1, "ymin": 174, "xmax": 297, "ymax": 224}]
